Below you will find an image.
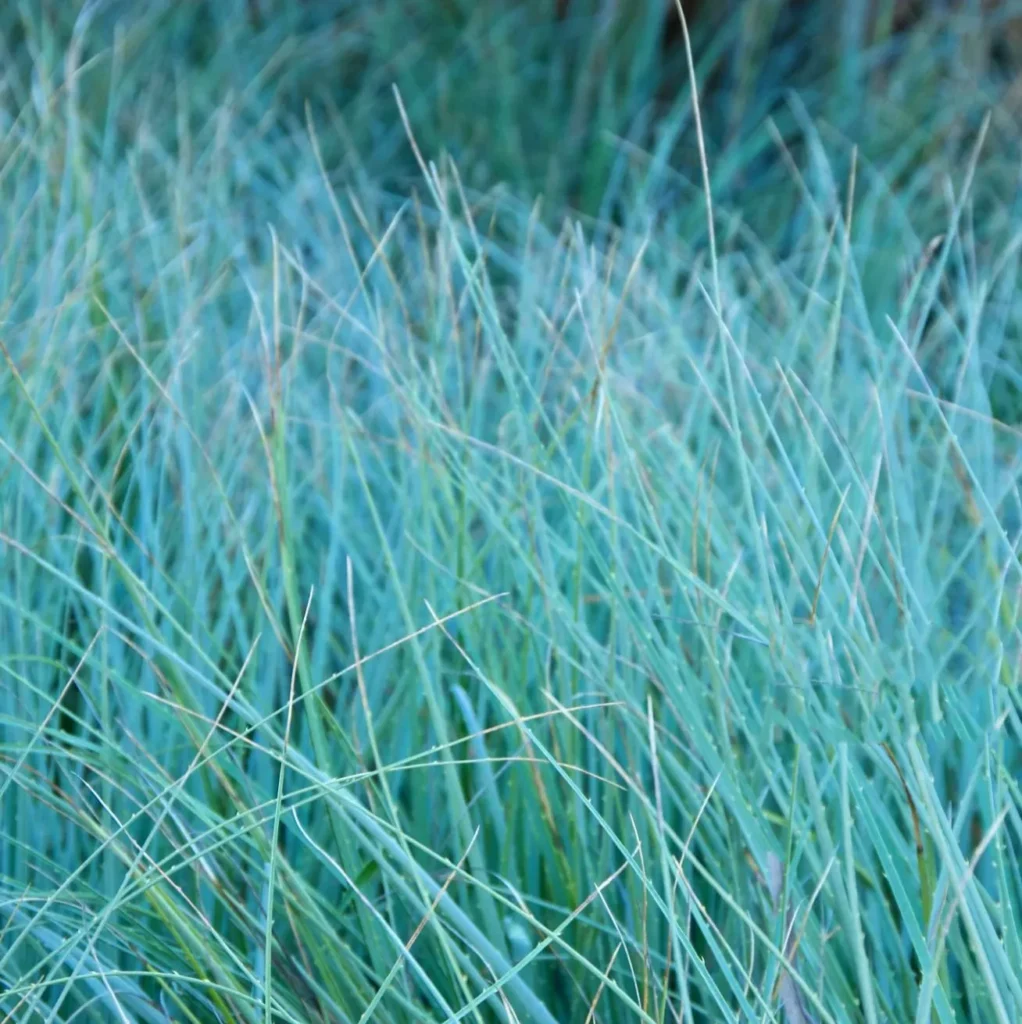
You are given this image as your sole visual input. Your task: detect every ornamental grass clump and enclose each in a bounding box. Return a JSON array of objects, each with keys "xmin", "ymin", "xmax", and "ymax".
[{"xmin": 1, "ymin": 3, "xmax": 1021, "ymax": 1023}]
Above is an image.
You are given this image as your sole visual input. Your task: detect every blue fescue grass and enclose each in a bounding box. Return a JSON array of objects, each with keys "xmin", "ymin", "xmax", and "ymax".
[{"xmin": 3, "ymin": 2, "xmax": 1022, "ymax": 1022}]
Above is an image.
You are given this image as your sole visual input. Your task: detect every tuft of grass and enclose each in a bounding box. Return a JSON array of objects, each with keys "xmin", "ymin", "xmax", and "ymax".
[{"xmin": 2, "ymin": 3, "xmax": 1022, "ymax": 1023}]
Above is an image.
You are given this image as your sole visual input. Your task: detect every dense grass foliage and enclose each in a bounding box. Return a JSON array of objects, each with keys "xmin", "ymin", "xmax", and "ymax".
[{"xmin": 3, "ymin": 2, "xmax": 1022, "ymax": 1022}]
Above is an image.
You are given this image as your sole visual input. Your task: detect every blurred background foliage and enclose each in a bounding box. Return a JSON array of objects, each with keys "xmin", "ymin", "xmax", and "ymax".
[{"xmin": 5, "ymin": 0, "xmax": 1022, "ymax": 217}]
